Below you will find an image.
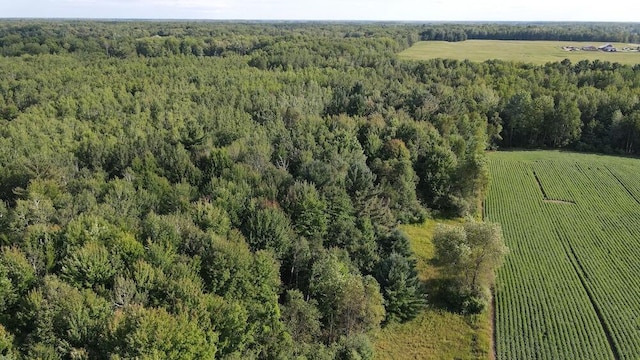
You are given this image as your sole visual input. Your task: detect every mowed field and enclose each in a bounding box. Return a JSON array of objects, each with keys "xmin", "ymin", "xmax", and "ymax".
[
  {"xmin": 372, "ymin": 219, "xmax": 492, "ymax": 360},
  {"xmin": 400, "ymin": 40, "xmax": 640, "ymax": 65},
  {"xmin": 485, "ymin": 151, "xmax": 640, "ymax": 359}
]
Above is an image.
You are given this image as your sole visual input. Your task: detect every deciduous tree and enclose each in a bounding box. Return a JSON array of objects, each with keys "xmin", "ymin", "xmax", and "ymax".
[{"xmin": 433, "ymin": 219, "xmax": 507, "ymax": 313}]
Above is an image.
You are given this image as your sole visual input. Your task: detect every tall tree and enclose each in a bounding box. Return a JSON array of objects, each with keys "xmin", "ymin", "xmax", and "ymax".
[
  {"xmin": 374, "ymin": 252, "xmax": 425, "ymax": 323},
  {"xmin": 309, "ymin": 251, "xmax": 385, "ymax": 343},
  {"xmin": 433, "ymin": 219, "xmax": 507, "ymax": 313}
]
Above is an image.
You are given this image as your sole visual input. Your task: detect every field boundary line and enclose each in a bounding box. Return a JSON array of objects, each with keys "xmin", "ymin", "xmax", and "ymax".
[
  {"xmin": 557, "ymin": 227, "xmax": 620, "ymax": 360},
  {"xmin": 532, "ymin": 170, "xmax": 549, "ymax": 199},
  {"xmin": 532, "ymin": 170, "xmax": 575, "ymax": 204},
  {"xmin": 604, "ymin": 165, "xmax": 640, "ymax": 206}
]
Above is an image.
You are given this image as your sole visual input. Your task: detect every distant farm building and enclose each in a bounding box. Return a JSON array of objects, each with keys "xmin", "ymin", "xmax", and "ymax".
[
  {"xmin": 568, "ymin": 44, "xmax": 620, "ymax": 52},
  {"xmin": 598, "ymin": 43, "xmax": 617, "ymax": 52}
]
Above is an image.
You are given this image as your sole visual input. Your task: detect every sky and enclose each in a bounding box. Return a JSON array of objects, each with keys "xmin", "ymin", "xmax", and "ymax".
[{"xmin": 1, "ymin": 0, "xmax": 640, "ymax": 22}]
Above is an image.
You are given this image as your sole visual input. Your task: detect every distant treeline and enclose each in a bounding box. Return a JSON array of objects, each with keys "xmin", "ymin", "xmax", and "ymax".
[
  {"xmin": 4, "ymin": 21, "xmax": 640, "ymax": 59},
  {"xmin": 0, "ymin": 21, "xmax": 418, "ymax": 57},
  {"xmin": 419, "ymin": 23, "xmax": 640, "ymax": 43}
]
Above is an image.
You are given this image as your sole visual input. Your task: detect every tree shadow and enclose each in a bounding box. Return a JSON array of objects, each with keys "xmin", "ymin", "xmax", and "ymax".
[{"xmin": 422, "ymin": 278, "xmax": 461, "ymax": 313}]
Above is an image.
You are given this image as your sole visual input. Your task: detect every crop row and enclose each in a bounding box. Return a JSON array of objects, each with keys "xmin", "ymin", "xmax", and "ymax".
[{"xmin": 486, "ymin": 152, "xmax": 640, "ymax": 359}]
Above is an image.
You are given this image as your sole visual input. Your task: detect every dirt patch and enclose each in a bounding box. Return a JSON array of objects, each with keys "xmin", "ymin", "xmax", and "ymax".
[{"xmin": 543, "ymin": 199, "xmax": 575, "ymax": 205}]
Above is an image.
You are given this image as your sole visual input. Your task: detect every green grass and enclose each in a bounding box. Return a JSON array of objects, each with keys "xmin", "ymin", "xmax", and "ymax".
[
  {"xmin": 399, "ymin": 40, "xmax": 640, "ymax": 65},
  {"xmin": 371, "ymin": 219, "xmax": 492, "ymax": 360},
  {"xmin": 485, "ymin": 150, "xmax": 640, "ymax": 359}
]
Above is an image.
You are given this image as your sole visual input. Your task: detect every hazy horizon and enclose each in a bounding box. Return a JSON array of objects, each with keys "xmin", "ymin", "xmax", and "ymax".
[{"xmin": 2, "ymin": 0, "xmax": 639, "ymax": 23}]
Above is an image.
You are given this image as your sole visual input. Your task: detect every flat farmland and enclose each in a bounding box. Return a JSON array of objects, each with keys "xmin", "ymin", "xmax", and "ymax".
[
  {"xmin": 485, "ymin": 151, "xmax": 640, "ymax": 359},
  {"xmin": 400, "ymin": 40, "xmax": 640, "ymax": 65}
]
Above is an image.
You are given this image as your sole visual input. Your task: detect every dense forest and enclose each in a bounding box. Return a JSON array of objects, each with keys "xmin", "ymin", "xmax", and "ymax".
[
  {"xmin": 1, "ymin": 20, "xmax": 640, "ymax": 359},
  {"xmin": 4, "ymin": 21, "xmax": 640, "ymax": 58}
]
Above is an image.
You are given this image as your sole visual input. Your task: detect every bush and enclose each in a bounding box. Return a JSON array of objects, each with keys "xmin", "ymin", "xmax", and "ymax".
[{"xmin": 335, "ymin": 334, "xmax": 374, "ymax": 360}]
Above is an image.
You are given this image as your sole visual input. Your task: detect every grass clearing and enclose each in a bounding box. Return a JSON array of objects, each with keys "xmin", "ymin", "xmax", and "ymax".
[
  {"xmin": 371, "ymin": 219, "xmax": 492, "ymax": 360},
  {"xmin": 399, "ymin": 40, "xmax": 640, "ymax": 65},
  {"xmin": 485, "ymin": 150, "xmax": 640, "ymax": 359}
]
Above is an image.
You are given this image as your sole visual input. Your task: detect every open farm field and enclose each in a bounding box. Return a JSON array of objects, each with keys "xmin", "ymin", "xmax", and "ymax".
[
  {"xmin": 400, "ymin": 40, "xmax": 640, "ymax": 65},
  {"xmin": 485, "ymin": 151, "xmax": 640, "ymax": 359}
]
